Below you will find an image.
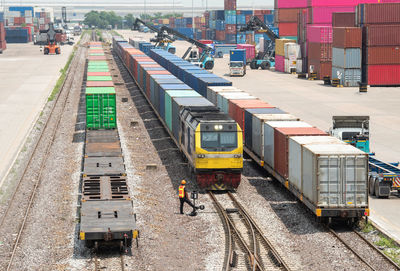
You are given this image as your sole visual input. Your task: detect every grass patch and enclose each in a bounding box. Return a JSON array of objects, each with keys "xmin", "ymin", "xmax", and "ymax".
[
  {"xmin": 47, "ymin": 50, "xmax": 76, "ymax": 102},
  {"xmin": 376, "ymin": 233, "xmax": 398, "ymax": 248},
  {"xmin": 361, "ymin": 221, "xmax": 374, "ymax": 233},
  {"xmin": 111, "ymin": 30, "xmax": 122, "ymax": 37}
]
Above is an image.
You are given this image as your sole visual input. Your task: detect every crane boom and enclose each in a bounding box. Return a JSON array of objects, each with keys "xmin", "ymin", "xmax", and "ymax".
[
  {"xmin": 239, "ymin": 16, "xmax": 279, "ymax": 42},
  {"xmin": 133, "ymin": 18, "xmax": 175, "ymax": 43}
]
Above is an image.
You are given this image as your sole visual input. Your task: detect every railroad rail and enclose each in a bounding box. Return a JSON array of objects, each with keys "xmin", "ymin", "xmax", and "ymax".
[
  {"xmin": 94, "ymin": 253, "xmax": 126, "ymax": 271},
  {"xmin": 327, "ymin": 226, "xmax": 400, "ymax": 271},
  {"xmin": 209, "ymin": 191, "xmax": 291, "ymax": 271},
  {"xmin": 1, "ymin": 35, "xmax": 88, "ymax": 271}
]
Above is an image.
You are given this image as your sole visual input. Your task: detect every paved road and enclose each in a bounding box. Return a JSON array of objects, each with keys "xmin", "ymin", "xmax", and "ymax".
[
  {"xmin": 0, "ymin": 42, "xmax": 75, "ymax": 185},
  {"xmin": 119, "ymin": 30, "xmax": 400, "ymax": 243}
]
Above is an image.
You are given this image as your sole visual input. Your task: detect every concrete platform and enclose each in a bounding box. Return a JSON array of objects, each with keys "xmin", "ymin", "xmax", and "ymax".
[
  {"xmin": 0, "ymin": 42, "xmax": 75, "ymax": 185},
  {"xmin": 118, "ymin": 30, "xmax": 400, "ymax": 243}
]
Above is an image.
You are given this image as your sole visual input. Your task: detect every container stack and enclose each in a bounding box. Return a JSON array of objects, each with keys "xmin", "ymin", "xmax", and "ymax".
[
  {"xmin": 224, "ymin": 0, "xmax": 237, "ymax": 43},
  {"xmin": 331, "ymin": 27, "xmax": 362, "ymax": 86},
  {"xmin": 275, "ymin": 39, "xmax": 295, "ymax": 72},
  {"xmin": 307, "ymin": 25, "xmax": 332, "ymax": 79},
  {"xmin": 357, "ymin": 3, "xmax": 400, "ymax": 86},
  {"xmin": 284, "ymin": 43, "xmax": 301, "ymax": 73},
  {"xmin": 275, "ymin": 2, "xmax": 306, "ymax": 41}
]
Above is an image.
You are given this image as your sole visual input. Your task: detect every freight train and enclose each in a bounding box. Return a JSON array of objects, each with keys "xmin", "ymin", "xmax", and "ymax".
[
  {"xmin": 112, "ymin": 37, "xmax": 243, "ymax": 190},
  {"xmin": 78, "ymin": 41, "xmax": 138, "ymax": 251},
  {"xmin": 125, "ymin": 39, "xmax": 368, "ymax": 222}
]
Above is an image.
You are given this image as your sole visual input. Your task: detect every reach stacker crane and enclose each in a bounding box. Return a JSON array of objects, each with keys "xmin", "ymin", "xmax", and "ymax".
[
  {"xmin": 132, "ymin": 18, "xmax": 176, "ymax": 54},
  {"xmin": 40, "ymin": 23, "xmax": 62, "ymax": 55},
  {"xmin": 239, "ymin": 16, "xmax": 279, "ymax": 70},
  {"xmin": 158, "ymin": 25, "xmax": 215, "ymax": 70}
]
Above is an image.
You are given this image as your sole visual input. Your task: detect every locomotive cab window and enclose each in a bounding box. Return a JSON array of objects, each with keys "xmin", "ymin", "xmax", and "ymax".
[{"xmin": 201, "ymin": 132, "xmax": 237, "ymax": 151}]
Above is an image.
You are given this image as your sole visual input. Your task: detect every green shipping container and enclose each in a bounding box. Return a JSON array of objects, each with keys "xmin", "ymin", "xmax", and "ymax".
[
  {"xmin": 86, "ymin": 87, "xmax": 117, "ymax": 129},
  {"xmin": 88, "ymin": 67, "xmax": 110, "ymax": 72},
  {"xmin": 88, "ymin": 61, "xmax": 108, "ymax": 65},
  {"xmin": 89, "ymin": 53, "xmax": 105, "ymax": 56},
  {"xmin": 87, "ymin": 76, "xmax": 113, "ymax": 81},
  {"xmin": 164, "ymin": 90, "xmax": 201, "ymax": 131}
]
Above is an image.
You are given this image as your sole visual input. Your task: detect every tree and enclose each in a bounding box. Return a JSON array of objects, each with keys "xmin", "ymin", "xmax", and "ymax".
[
  {"xmin": 124, "ymin": 14, "xmax": 135, "ymax": 28},
  {"xmin": 83, "ymin": 10, "xmax": 123, "ymax": 29}
]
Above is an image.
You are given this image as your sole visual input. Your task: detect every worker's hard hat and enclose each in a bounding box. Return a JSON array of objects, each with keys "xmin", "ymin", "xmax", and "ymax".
[{"xmin": 181, "ymin": 180, "xmax": 186, "ymax": 185}]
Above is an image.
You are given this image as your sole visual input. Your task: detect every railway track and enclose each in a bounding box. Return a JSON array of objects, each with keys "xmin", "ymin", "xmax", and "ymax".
[
  {"xmin": 328, "ymin": 226, "xmax": 400, "ymax": 271},
  {"xmin": 209, "ymin": 191, "xmax": 291, "ymax": 271},
  {"xmin": 94, "ymin": 253, "xmax": 126, "ymax": 271},
  {"xmin": 0, "ymin": 35, "xmax": 88, "ymax": 271}
]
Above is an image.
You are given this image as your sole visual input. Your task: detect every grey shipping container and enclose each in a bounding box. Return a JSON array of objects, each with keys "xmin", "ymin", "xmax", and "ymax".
[
  {"xmin": 332, "ymin": 66, "xmax": 361, "ymax": 87},
  {"xmin": 206, "ymin": 86, "xmax": 241, "ymax": 105},
  {"xmin": 332, "ymin": 47, "xmax": 361, "ymax": 69},
  {"xmin": 171, "ymin": 97, "xmax": 214, "ymax": 140},
  {"xmin": 301, "ymin": 144, "xmax": 368, "ymax": 209},
  {"xmin": 288, "ymin": 136, "xmax": 346, "ymax": 191},
  {"xmin": 263, "ymin": 121, "xmax": 312, "ymax": 168},
  {"xmin": 244, "ymin": 108, "xmax": 287, "ymax": 149}
]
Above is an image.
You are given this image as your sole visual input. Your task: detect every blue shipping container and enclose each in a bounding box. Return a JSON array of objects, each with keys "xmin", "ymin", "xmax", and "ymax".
[{"xmin": 230, "ymin": 49, "xmax": 246, "ymax": 64}]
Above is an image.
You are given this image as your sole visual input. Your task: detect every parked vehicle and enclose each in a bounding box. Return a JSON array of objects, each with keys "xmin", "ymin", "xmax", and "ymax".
[{"xmin": 229, "ymin": 49, "xmax": 246, "ymax": 77}]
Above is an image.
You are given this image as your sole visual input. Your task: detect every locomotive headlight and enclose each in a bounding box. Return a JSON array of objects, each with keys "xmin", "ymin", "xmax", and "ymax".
[
  {"xmin": 197, "ymin": 154, "xmax": 205, "ymax": 158},
  {"xmin": 214, "ymin": 125, "xmax": 223, "ymax": 130},
  {"xmin": 234, "ymin": 154, "xmax": 242, "ymax": 158}
]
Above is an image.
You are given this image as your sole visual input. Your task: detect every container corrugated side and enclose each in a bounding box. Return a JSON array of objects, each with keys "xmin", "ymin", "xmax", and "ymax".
[
  {"xmin": 302, "ymin": 144, "xmax": 368, "ymax": 208},
  {"xmin": 217, "ymin": 92, "xmax": 256, "ymax": 114},
  {"xmin": 206, "ymin": 86, "xmax": 242, "ymax": 105},
  {"xmin": 358, "ymin": 3, "xmax": 400, "ymax": 25},
  {"xmin": 332, "ymin": 12, "xmax": 355, "ymax": 27},
  {"xmin": 367, "ymin": 64, "xmax": 400, "ymax": 86},
  {"xmin": 367, "ymin": 46, "xmax": 400, "ymax": 65},
  {"xmin": 275, "ymin": 39, "xmax": 296, "ymax": 56},
  {"xmin": 332, "ymin": 27, "xmax": 361, "ymax": 48},
  {"xmin": 251, "ymin": 114, "xmax": 299, "ymax": 160},
  {"xmin": 332, "ymin": 48, "xmax": 361, "ymax": 69},
  {"xmin": 263, "ymin": 121, "xmax": 312, "ymax": 168},
  {"xmin": 288, "ymin": 136, "xmax": 346, "ymax": 191},
  {"xmin": 365, "ymin": 25, "xmax": 400, "ymax": 47}
]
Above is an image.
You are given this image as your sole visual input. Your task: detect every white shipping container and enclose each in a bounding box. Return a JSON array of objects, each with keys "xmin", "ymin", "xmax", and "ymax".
[
  {"xmin": 296, "ymin": 59, "xmax": 303, "ymax": 73},
  {"xmin": 302, "ymin": 144, "xmax": 368, "ymax": 208},
  {"xmin": 207, "ymin": 86, "xmax": 242, "ymax": 105},
  {"xmin": 288, "ymin": 136, "xmax": 346, "ymax": 191},
  {"xmin": 218, "ymin": 92, "xmax": 256, "ymax": 114},
  {"xmin": 284, "ymin": 43, "xmax": 301, "ymax": 59},
  {"xmin": 263, "ymin": 121, "xmax": 312, "ymax": 168},
  {"xmin": 25, "ymin": 17, "xmax": 33, "ymax": 24},
  {"xmin": 252, "ymin": 114, "xmax": 299, "ymax": 159}
]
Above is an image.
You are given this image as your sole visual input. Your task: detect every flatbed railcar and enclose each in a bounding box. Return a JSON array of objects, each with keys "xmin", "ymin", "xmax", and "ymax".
[
  {"xmin": 112, "ymin": 36, "xmax": 243, "ymax": 190},
  {"xmin": 138, "ymin": 44, "xmax": 369, "ymax": 222},
  {"xmin": 79, "ymin": 41, "xmax": 138, "ymax": 251}
]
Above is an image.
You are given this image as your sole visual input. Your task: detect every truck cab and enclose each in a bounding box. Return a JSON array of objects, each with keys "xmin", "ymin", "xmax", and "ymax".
[{"xmin": 229, "ymin": 61, "xmax": 246, "ymax": 77}]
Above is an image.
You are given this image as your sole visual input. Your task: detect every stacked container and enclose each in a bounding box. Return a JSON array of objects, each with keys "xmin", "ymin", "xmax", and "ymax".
[
  {"xmin": 357, "ymin": 3, "xmax": 400, "ymax": 86},
  {"xmin": 225, "ymin": 0, "xmax": 237, "ymax": 44},
  {"xmin": 284, "ymin": 43, "xmax": 301, "ymax": 73},
  {"xmin": 0, "ymin": 13, "xmax": 6, "ymax": 51},
  {"xmin": 332, "ymin": 27, "xmax": 362, "ymax": 86},
  {"xmin": 275, "ymin": 39, "xmax": 295, "ymax": 72},
  {"xmin": 307, "ymin": 25, "xmax": 333, "ymax": 79}
]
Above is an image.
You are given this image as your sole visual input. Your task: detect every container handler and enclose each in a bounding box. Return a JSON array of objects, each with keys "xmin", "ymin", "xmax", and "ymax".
[
  {"xmin": 239, "ymin": 16, "xmax": 279, "ymax": 70},
  {"xmin": 40, "ymin": 23, "xmax": 62, "ymax": 55},
  {"xmin": 330, "ymin": 116, "xmax": 400, "ymax": 198}
]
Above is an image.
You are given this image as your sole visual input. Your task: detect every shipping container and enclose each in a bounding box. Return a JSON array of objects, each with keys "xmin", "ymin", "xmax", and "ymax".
[
  {"xmin": 284, "ymin": 43, "xmax": 301, "ymax": 59},
  {"xmin": 218, "ymin": 92, "xmax": 256, "ymax": 114},
  {"xmin": 332, "ymin": 66, "xmax": 361, "ymax": 86},
  {"xmin": 357, "ymin": 3, "xmax": 400, "ymax": 26},
  {"xmin": 275, "ymin": 55, "xmax": 285, "ymax": 72},
  {"xmin": 298, "ymin": 143, "xmax": 368, "ymax": 209},
  {"xmin": 307, "ymin": 25, "xmax": 332, "ymax": 43},
  {"xmin": 264, "ymin": 121, "xmax": 313, "ymax": 168},
  {"xmin": 364, "ymin": 25, "xmax": 400, "ymax": 46},
  {"xmin": 310, "ymin": 6, "xmax": 355, "ymax": 24},
  {"xmin": 276, "ymin": 8, "xmax": 302, "ymax": 23},
  {"xmin": 279, "ymin": 22, "xmax": 298, "ymax": 36},
  {"xmin": 366, "ymin": 46, "xmax": 400, "ymax": 65},
  {"xmin": 308, "ymin": 59, "xmax": 332, "ymax": 79},
  {"xmin": 206, "ymin": 86, "xmax": 243, "ymax": 105},
  {"xmin": 236, "ymin": 44, "xmax": 256, "ymax": 62},
  {"xmin": 164, "ymin": 90, "xmax": 201, "ymax": 128},
  {"xmin": 332, "ymin": 12, "xmax": 355, "ymax": 27},
  {"xmin": 228, "ymin": 99, "xmax": 274, "ymax": 132},
  {"xmin": 367, "ymin": 64, "xmax": 400, "ymax": 86},
  {"xmin": 86, "ymin": 87, "xmax": 116, "ymax": 129},
  {"xmin": 332, "ymin": 47, "xmax": 361, "ymax": 68},
  {"xmin": 86, "ymin": 81, "xmax": 114, "ymax": 87},
  {"xmin": 277, "ymin": 0, "xmax": 307, "ymax": 8},
  {"xmin": 308, "ymin": 42, "xmax": 332, "ymax": 61},
  {"xmin": 249, "ymin": 113, "xmax": 299, "ymax": 159},
  {"xmin": 333, "ymin": 27, "xmax": 362, "ymax": 48}
]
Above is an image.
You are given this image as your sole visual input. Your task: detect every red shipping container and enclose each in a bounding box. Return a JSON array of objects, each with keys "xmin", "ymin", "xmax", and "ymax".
[
  {"xmin": 275, "ymin": 55, "xmax": 285, "ymax": 72},
  {"xmin": 228, "ymin": 99, "xmax": 274, "ymax": 132},
  {"xmin": 279, "ymin": 22, "xmax": 298, "ymax": 36},
  {"xmin": 308, "ymin": 59, "xmax": 332, "ymax": 79},
  {"xmin": 332, "ymin": 12, "xmax": 355, "ymax": 27},
  {"xmin": 308, "ymin": 42, "xmax": 332, "ymax": 61},
  {"xmin": 274, "ymin": 127, "xmax": 328, "ymax": 178},
  {"xmin": 86, "ymin": 81, "xmax": 114, "ymax": 87},
  {"xmin": 224, "ymin": 0, "xmax": 237, "ymax": 10},
  {"xmin": 237, "ymin": 44, "xmax": 256, "ymax": 62},
  {"xmin": 276, "ymin": 8, "xmax": 301, "ymax": 23},
  {"xmin": 367, "ymin": 46, "xmax": 400, "ymax": 65},
  {"xmin": 333, "ymin": 27, "xmax": 361, "ymax": 48},
  {"xmin": 357, "ymin": 3, "xmax": 400, "ymax": 25},
  {"xmin": 367, "ymin": 65, "xmax": 400, "ymax": 86},
  {"xmin": 87, "ymin": 72, "xmax": 111, "ymax": 76},
  {"xmin": 365, "ymin": 25, "xmax": 400, "ymax": 47},
  {"xmin": 216, "ymin": 30, "xmax": 226, "ymax": 41}
]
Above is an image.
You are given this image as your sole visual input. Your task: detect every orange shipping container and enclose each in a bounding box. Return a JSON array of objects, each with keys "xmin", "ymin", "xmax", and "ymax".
[{"xmin": 278, "ymin": 22, "xmax": 298, "ymax": 36}]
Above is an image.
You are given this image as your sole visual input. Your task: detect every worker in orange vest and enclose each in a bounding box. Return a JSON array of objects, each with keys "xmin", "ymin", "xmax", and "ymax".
[{"xmin": 178, "ymin": 180, "xmax": 197, "ymax": 214}]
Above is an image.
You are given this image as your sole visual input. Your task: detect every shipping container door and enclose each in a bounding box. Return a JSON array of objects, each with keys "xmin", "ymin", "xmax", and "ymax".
[
  {"xmin": 317, "ymin": 155, "xmax": 367, "ymax": 207},
  {"xmin": 101, "ymin": 94, "xmax": 116, "ymax": 129},
  {"xmin": 86, "ymin": 94, "xmax": 101, "ymax": 129}
]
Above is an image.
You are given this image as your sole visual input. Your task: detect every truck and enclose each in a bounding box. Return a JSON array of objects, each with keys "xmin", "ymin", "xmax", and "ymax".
[
  {"xmin": 229, "ymin": 49, "xmax": 246, "ymax": 77},
  {"xmin": 330, "ymin": 116, "xmax": 400, "ymax": 198},
  {"xmin": 73, "ymin": 25, "xmax": 82, "ymax": 36}
]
